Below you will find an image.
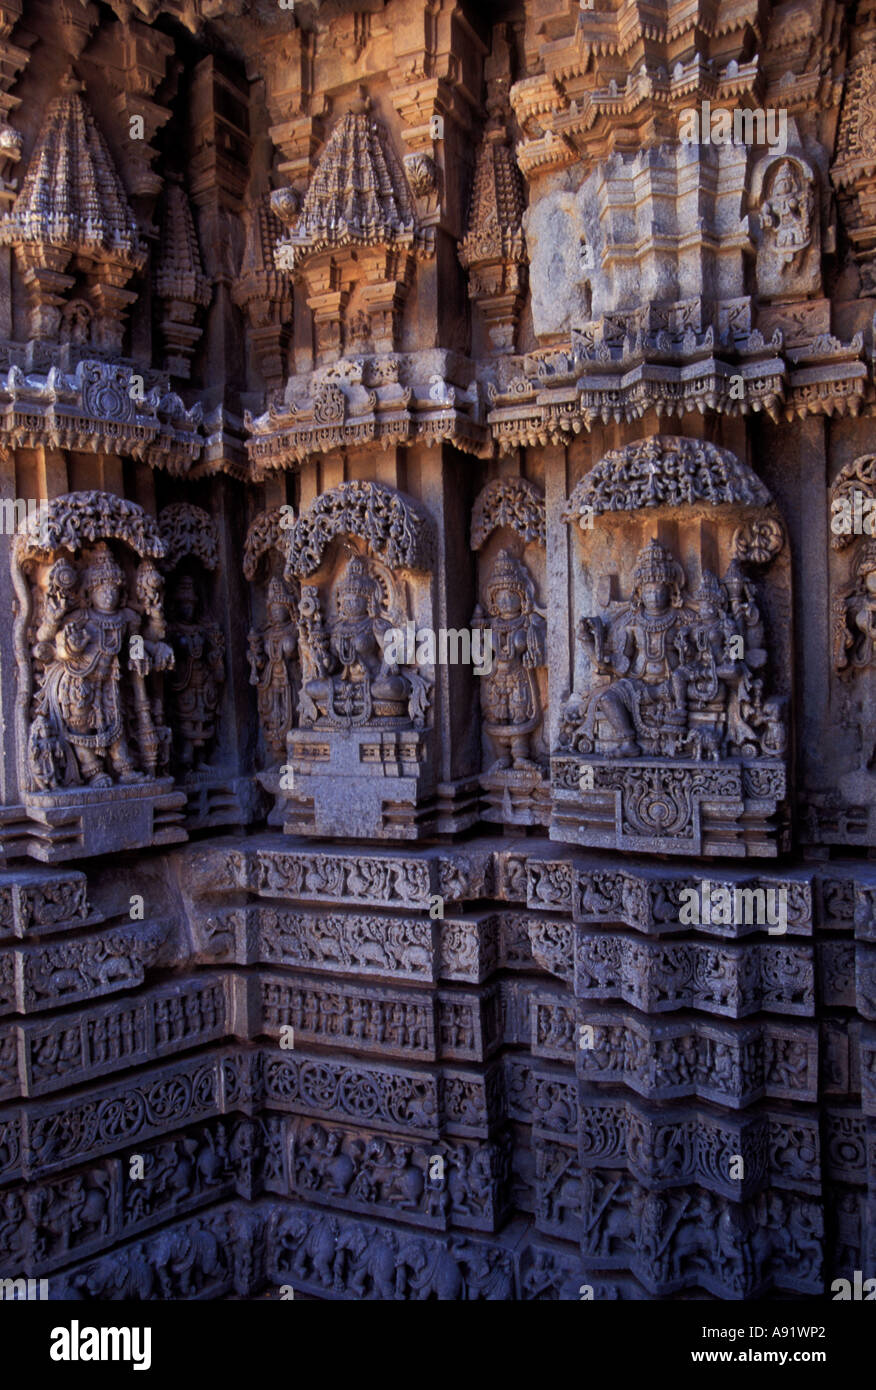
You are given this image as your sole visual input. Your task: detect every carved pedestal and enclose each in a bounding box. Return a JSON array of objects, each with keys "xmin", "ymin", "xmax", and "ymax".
[
  {"xmin": 282, "ymin": 726, "xmax": 434, "ymax": 841},
  {"xmin": 551, "ymin": 755, "xmax": 789, "ymax": 858},
  {"xmin": 19, "ymin": 780, "xmax": 186, "ymax": 864}
]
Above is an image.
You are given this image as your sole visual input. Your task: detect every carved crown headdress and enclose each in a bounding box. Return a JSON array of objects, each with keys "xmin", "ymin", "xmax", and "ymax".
[
  {"xmin": 695, "ymin": 571, "xmax": 724, "ymax": 605},
  {"xmin": 337, "ymin": 555, "xmax": 378, "ymax": 606},
  {"xmin": 486, "ymin": 548, "xmax": 531, "ymax": 608},
  {"xmin": 84, "ymin": 542, "xmax": 124, "ymax": 594},
  {"xmin": 268, "ymin": 576, "xmax": 294, "ymax": 606},
  {"xmin": 633, "ymin": 540, "xmax": 683, "ymax": 592},
  {"xmin": 855, "ymin": 539, "xmax": 876, "ymax": 579}
]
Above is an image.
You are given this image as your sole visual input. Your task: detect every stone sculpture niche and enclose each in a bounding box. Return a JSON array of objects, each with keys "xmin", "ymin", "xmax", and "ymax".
[
  {"xmin": 470, "ymin": 477, "xmax": 549, "ymax": 826},
  {"xmin": 552, "ymin": 438, "xmax": 791, "ymax": 858},
  {"xmin": 157, "ymin": 506, "xmax": 225, "ymax": 802},
  {"xmin": 751, "ymin": 153, "xmax": 821, "ymax": 303},
  {"xmin": 11, "ymin": 492, "xmax": 186, "ymax": 860},
  {"xmin": 281, "ymin": 480, "xmax": 436, "ymax": 840},
  {"xmin": 243, "ymin": 504, "xmax": 300, "ymax": 821},
  {"xmin": 828, "ymin": 455, "xmax": 876, "ymax": 840}
]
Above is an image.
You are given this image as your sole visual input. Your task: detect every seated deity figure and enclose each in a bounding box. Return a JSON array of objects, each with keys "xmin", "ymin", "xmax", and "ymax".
[
  {"xmin": 565, "ymin": 540, "xmax": 778, "ymax": 761},
  {"xmin": 299, "ymin": 554, "xmax": 416, "ymax": 726},
  {"xmin": 471, "ymin": 549, "xmax": 546, "ymax": 772},
  {"xmin": 248, "ymin": 577, "xmax": 300, "ymax": 763},
  {"xmin": 573, "ymin": 539, "xmax": 693, "ymax": 757},
  {"xmin": 166, "ymin": 574, "xmax": 225, "ymax": 773},
  {"xmin": 29, "ymin": 543, "xmax": 147, "ymax": 788}
]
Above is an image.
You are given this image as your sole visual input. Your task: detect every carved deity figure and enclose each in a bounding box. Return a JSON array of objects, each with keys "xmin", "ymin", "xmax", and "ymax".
[
  {"xmin": 760, "ymin": 160, "xmax": 814, "ymax": 269},
  {"xmin": 133, "ymin": 560, "xmax": 175, "ymax": 776},
  {"xmin": 835, "ymin": 540, "xmax": 876, "ymax": 675},
  {"xmin": 572, "ymin": 540, "xmax": 692, "ymax": 757},
  {"xmin": 563, "ymin": 539, "xmax": 781, "ymax": 761},
  {"xmin": 28, "ymin": 543, "xmax": 154, "ymax": 789},
  {"xmin": 298, "ymin": 555, "xmax": 427, "ymax": 728},
  {"xmin": 247, "ymin": 577, "xmax": 300, "ymax": 763},
  {"xmin": 166, "ymin": 574, "xmax": 225, "ymax": 773},
  {"xmin": 471, "ymin": 549, "xmax": 546, "ymax": 771}
]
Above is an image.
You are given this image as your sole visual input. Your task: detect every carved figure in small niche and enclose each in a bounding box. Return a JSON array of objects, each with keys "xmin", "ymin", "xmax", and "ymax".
[
  {"xmin": 28, "ymin": 544, "xmax": 147, "ymax": 788},
  {"xmin": 835, "ymin": 539, "xmax": 876, "ymax": 675},
  {"xmin": 247, "ymin": 577, "xmax": 300, "ymax": 763},
  {"xmin": 166, "ymin": 574, "xmax": 225, "ymax": 773},
  {"xmin": 760, "ymin": 159, "xmax": 814, "ymax": 270},
  {"xmin": 563, "ymin": 539, "xmax": 782, "ymax": 762},
  {"xmin": 133, "ymin": 561, "xmax": 175, "ymax": 776},
  {"xmin": 675, "ymin": 572, "xmax": 740, "ymax": 713},
  {"xmin": 59, "ymin": 300, "xmax": 92, "ymax": 348},
  {"xmin": 298, "ymin": 554, "xmax": 427, "ymax": 728},
  {"xmin": 471, "ymin": 548, "xmax": 546, "ymax": 771}
]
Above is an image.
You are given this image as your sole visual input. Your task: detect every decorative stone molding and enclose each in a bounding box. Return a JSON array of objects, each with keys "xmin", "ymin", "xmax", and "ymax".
[
  {"xmin": 246, "ymin": 352, "xmax": 485, "ymax": 473},
  {"xmin": 0, "ymin": 358, "xmax": 204, "ymax": 473}
]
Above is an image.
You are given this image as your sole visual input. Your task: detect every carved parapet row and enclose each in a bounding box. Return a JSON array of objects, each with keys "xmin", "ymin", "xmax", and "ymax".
[
  {"xmin": 195, "ymin": 837, "xmax": 496, "ymax": 910},
  {"xmin": 42, "ymin": 1199, "xmax": 617, "ymax": 1301},
  {"xmin": 543, "ymin": 1090, "xmax": 820, "ymax": 1202},
  {"xmin": 265, "ymin": 1115, "xmax": 512, "ymax": 1235},
  {"xmin": 0, "ymin": 918, "xmax": 167, "ymax": 1019},
  {"xmin": 259, "ymin": 973, "xmax": 502, "ymax": 1067},
  {"xmin": 0, "ymin": 359, "xmax": 204, "ymax": 472},
  {"xmin": 50, "ymin": 1200, "xmax": 262, "ymax": 1301},
  {"xmin": 260, "ymin": 1047, "xmax": 503, "ymax": 1142},
  {"xmin": 0, "ymin": 1050, "xmax": 231, "ymax": 1183},
  {"xmin": 192, "ymin": 900, "xmax": 594, "ymax": 989},
  {"xmin": 0, "ymin": 973, "xmax": 228, "ymax": 1102},
  {"xmin": 575, "ymin": 1012, "xmax": 819, "ymax": 1107},
  {"xmin": 0, "ymin": 867, "xmax": 94, "ymax": 938},
  {"xmin": 245, "ymin": 362, "xmax": 485, "ymax": 476},
  {"xmin": 574, "ymin": 933, "xmax": 815, "ymax": 1018},
  {"xmin": 0, "ymin": 1114, "xmax": 248, "ymax": 1279},
  {"xmin": 576, "ymin": 1174, "xmax": 823, "ymax": 1299},
  {"xmin": 526, "ymin": 855, "xmax": 814, "ymax": 936}
]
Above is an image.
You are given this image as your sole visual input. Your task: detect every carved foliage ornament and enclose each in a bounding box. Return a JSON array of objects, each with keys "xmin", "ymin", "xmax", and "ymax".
[
  {"xmin": 13, "ymin": 491, "xmax": 165, "ymax": 566},
  {"xmin": 829, "ymin": 454, "xmax": 876, "ymax": 550},
  {"xmin": 243, "ymin": 506, "xmax": 294, "ymax": 581},
  {"xmin": 471, "ymin": 477, "xmax": 546, "ymax": 550},
  {"xmin": 157, "ymin": 504, "xmax": 219, "ymax": 572},
  {"xmin": 563, "ymin": 438, "xmax": 772, "ymax": 524},
  {"xmin": 287, "ymin": 481, "xmax": 434, "ymax": 579}
]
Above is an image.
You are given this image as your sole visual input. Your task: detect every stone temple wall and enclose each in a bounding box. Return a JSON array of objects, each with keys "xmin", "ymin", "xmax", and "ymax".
[{"xmin": 0, "ymin": 0, "xmax": 874, "ymax": 1302}]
